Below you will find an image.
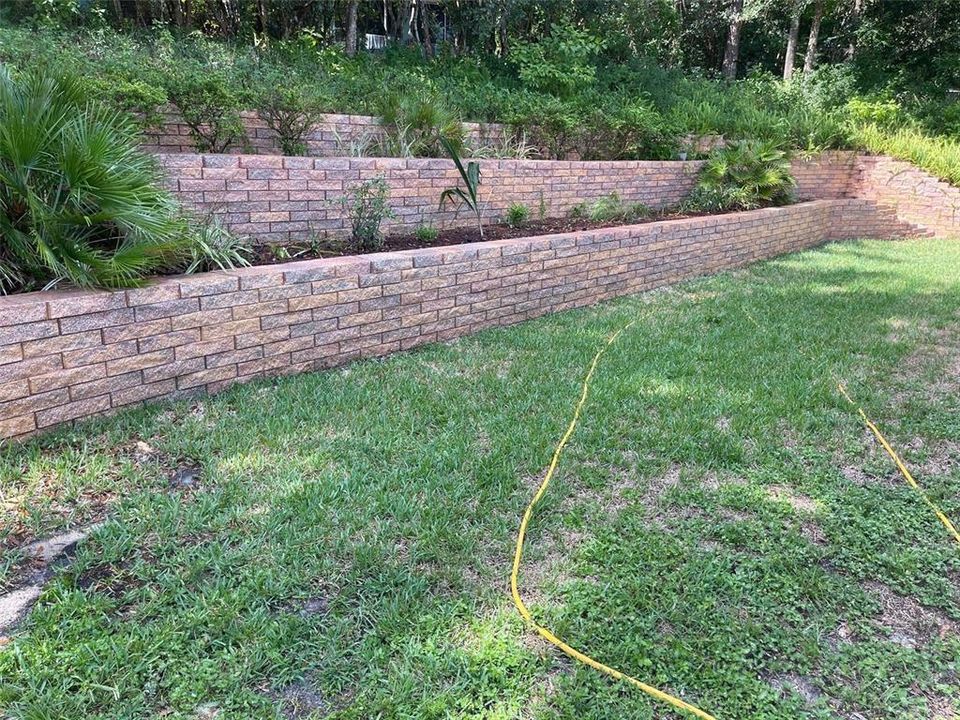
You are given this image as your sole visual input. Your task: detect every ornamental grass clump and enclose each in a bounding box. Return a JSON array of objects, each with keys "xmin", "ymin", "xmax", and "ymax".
[{"xmin": 0, "ymin": 67, "xmax": 187, "ymax": 293}]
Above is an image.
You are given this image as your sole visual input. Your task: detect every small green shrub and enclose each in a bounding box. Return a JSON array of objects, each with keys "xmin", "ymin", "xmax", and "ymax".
[
  {"xmin": 84, "ymin": 75, "xmax": 168, "ymax": 128},
  {"xmin": 684, "ymin": 140, "xmax": 795, "ymax": 213},
  {"xmin": 0, "ymin": 68, "xmax": 186, "ymax": 293},
  {"xmin": 254, "ymin": 68, "xmax": 329, "ymax": 156},
  {"xmin": 586, "ymin": 193, "xmax": 651, "ymax": 223},
  {"xmin": 845, "ymin": 96, "xmax": 906, "ymax": 128},
  {"xmin": 340, "ymin": 176, "xmax": 395, "ymax": 253},
  {"xmin": 182, "ymin": 215, "xmax": 252, "ymax": 274},
  {"xmin": 414, "ymin": 224, "xmax": 439, "ymax": 243},
  {"xmin": 569, "ymin": 202, "xmax": 588, "ymax": 219},
  {"xmin": 165, "ymin": 66, "xmax": 247, "ymax": 154},
  {"xmin": 505, "ymin": 203, "xmax": 530, "ymax": 227}
]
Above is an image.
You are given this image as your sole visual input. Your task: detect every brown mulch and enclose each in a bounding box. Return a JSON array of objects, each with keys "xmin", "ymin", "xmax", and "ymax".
[{"xmin": 249, "ymin": 210, "xmax": 709, "ymax": 266}]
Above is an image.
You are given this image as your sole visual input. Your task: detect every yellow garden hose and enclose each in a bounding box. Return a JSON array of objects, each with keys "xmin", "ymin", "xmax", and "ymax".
[
  {"xmin": 836, "ymin": 383, "xmax": 960, "ymax": 544},
  {"xmin": 509, "ymin": 318, "xmax": 718, "ymax": 720},
  {"xmin": 509, "ymin": 305, "xmax": 959, "ymax": 720},
  {"xmin": 743, "ymin": 309, "xmax": 960, "ymax": 544}
]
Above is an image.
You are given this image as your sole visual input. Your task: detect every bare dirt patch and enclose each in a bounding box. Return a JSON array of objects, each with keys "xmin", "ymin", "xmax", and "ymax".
[
  {"xmin": 765, "ymin": 484, "xmax": 820, "ymax": 513},
  {"xmin": 259, "ymin": 679, "xmax": 329, "ymax": 719},
  {"xmin": 863, "ymin": 580, "xmax": 959, "ymax": 649},
  {"xmin": 768, "ymin": 673, "xmax": 822, "ymax": 706}
]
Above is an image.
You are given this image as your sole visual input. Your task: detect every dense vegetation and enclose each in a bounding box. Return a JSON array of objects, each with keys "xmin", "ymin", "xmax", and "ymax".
[
  {"xmin": 0, "ymin": 67, "xmax": 187, "ymax": 292},
  {"xmin": 1, "ymin": 1, "xmax": 959, "ymax": 180},
  {"xmin": 0, "ymin": 0, "xmax": 958, "ymax": 293}
]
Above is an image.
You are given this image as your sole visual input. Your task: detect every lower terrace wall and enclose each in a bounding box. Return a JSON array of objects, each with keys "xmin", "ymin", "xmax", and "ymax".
[
  {"xmin": 0, "ymin": 198, "xmax": 921, "ymax": 441},
  {"xmin": 161, "ymin": 152, "xmax": 858, "ymax": 244}
]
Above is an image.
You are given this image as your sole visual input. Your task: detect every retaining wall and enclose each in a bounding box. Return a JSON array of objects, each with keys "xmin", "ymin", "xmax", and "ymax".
[
  {"xmin": 142, "ymin": 108, "xmax": 510, "ymax": 157},
  {"xmin": 0, "ymin": 198, "xmax": 921, "ymax": 441},
  {"xmin": 161, "ymin": 152, "xmax": 858, "ymax": 244},
  {"xmin": 854, "ymin": 156, "xmax": 960, "ymax": 238}
]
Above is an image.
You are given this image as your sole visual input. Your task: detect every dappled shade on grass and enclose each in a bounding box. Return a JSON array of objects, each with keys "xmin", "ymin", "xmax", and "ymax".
[{"xmin": 1, "ymin": 240, "xmax": 959, "ymax": 719}]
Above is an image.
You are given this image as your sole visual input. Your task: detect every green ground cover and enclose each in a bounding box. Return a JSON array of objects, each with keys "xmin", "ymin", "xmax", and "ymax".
[{"xmin": 1, "ymin": 238, "xmax": 959, "ymax": 719}]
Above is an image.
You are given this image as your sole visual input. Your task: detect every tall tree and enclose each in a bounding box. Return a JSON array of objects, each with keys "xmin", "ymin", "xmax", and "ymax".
[
  {"xmin": 722, "ymin": 0, "xmax": 745, "ymax": 79},
  {"xmin": 345, "ymin": 0, "xmax": 359, "ymax": 56},
  {"xmin": 783, "ymin": 0, "xmax": 802, "ymax": 80},
  {"xmin": 419, "ymin": 1, "xmax": 434, "ymax": 58},
  {"xmin": 846, "ymin": 0, "xmax": 863, "ymax": 59},
  {"xmin": 803, "ymin": 0, "xmax": 825, "ymax": 72}
]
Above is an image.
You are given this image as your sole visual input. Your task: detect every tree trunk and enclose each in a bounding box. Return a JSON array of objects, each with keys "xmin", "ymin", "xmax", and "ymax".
[
  {"xmin": 783, "ymin": 3, "xmax": 801, "ymax": 80},
  {"xmin": 721, "ymin": 0, "xmax": 745, "ymax": 80},
  {"xmin": 419, "ymin": 1, "xmax": 434, "ymax": 58},
  {"xmin": 345, "ymin": 0, "xmax": 359, "ymax": 55},
  {"xmin": 803, "ymin": 0, "xmax": 824, "ymax": 73},
  {"xmin": 255, "ymin": 0, "xmax": 267, "ymax": 36},
  {"xmin": 400, "ymin": 0, "xmax": 413, "ymax": 44},
  {"xmin": 846, "ymin": 0, "xmax": 863, "ymax": 59},
  {"xmin": 170, "ymin": 0, "xmax": 183, "ymax": 27}
]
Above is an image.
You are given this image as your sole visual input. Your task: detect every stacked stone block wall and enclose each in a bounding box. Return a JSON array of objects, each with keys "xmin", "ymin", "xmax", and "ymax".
[
  {"xmin": 141, "ymin": 108, "xmax": 509, "ymax": 157},
  {"xmin": 161, "ymin": 153, "xmax": 858, "ymax": 245},
  {"xmin": 0, "ymin": 198, "xmax": 922, "ymax": 441},
  {"xmin": 853, "ymin": 156, "xmax": 960, "ymax": 238}
]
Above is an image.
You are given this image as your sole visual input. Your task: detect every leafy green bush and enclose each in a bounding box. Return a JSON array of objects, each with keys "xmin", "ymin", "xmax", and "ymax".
[
  {"xmin": 510, "ymin": 20, "xmax": 603, "ymax": 98},
  {"xmin": 505, "ymin": 203, "xmax": 529, "ymax": 227},
  {"xmin": 165, "ymin": 65, "xmax": 247, "ymax": 153},
  {"xmin": 0, "ymin": 68, "xmax": 186, "ymax": 293},
  {"xmin": 685, "ymin": 140, "xmax": 795, "ymax": 213},
  {"xmin": 579, "ymin": 96, "xmax": 676, "ymax": 160},
  {"xmin": 340, "ymin": 176, "xmax": 395, "ymax": 253},
  {"xmin": 253, "ymin": 67, "xmax": 329, "ymax": 156},
  {"xmin": 414, "ymin": 224, "xmax": 439, "ymax": 242},
  {"xmin": 845, "ymin": 96, "xmax": 906, "ymax": 128}
]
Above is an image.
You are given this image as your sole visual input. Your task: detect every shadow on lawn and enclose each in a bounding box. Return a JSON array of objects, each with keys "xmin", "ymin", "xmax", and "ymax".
[{"xmin": 1, "ymin": 240, "xmax": 959, "ymax": 719}]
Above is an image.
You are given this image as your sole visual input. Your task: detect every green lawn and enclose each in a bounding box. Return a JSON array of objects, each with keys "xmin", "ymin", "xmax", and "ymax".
[{"xmin": 1, "ymin": 239, "xmax": 959, "ymax": 720}]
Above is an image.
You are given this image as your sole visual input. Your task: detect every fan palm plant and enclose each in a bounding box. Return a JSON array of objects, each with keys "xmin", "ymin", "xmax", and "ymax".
[
  {"xmin": 0, "ymin": 67, "xmax": 186, "ymax": 293},
  {"xmin": 686, "ymin": 139, "xmax": 795, "ymax": 212}
]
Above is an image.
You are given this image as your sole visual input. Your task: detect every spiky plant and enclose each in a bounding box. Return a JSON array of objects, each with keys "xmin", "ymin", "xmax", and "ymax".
[
  {"xmin": 694, "ymin": 139, "xmax": 795, "ymax": 211},
  {"xmin": 0, "ymin": 67, "xmax": 187, "ymax": 293},
  {"xmin": 439, "ymin": 136, "xmax": 483, "ymax": 240}
]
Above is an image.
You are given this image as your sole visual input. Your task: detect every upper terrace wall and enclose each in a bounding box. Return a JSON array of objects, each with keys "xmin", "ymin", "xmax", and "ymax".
[
  {"xmin": 141, "ymin": 108, "xmax": 510, "ymax": 157},
  {"xmin": 160, "ymin": 152, "xmax": 858, "ymax": 244}
]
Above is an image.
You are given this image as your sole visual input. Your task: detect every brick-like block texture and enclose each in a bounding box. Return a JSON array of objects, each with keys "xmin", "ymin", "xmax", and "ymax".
[
  {"xmin": 0, "ymin": 199, "xmax": 922, "ymax": 442},
  {"xmin": 160, "ymin": 152, "xmax": 865, "ymax": 244},
  {"xmin": 161, "ymin": 154, "xmax": 708, "ymax": 243},
  {"xmin": 853, "ymin": 156, "xmax": 960, "ymax": 238},
  {"xmin": 141, "ymin": 108, "xmax": 509, "ymax": 157}
]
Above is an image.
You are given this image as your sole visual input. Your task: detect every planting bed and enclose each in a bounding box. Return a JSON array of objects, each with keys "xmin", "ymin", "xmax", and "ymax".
[{"xmin": 247, "ymin": 209, "xmax": 717, "ymax": 264}]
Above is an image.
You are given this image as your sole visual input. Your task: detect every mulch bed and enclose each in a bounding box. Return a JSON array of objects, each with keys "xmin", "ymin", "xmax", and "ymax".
[{"xmin": 249, "ymin": 210, "xmax": 711, "ymax": 266}]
